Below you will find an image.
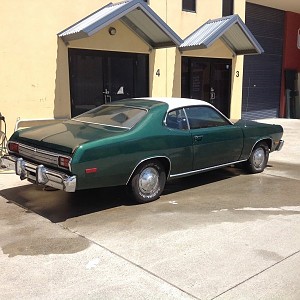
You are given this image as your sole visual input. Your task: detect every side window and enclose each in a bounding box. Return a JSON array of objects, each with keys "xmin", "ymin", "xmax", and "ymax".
[
  {"xmin": 185, "ymin": 106, "xmax": 231, "ymax": 129},
  {"xmin": 182, "ymin": 0, "xmax": 196, "ymax": 12},
  {"xmin": 166, "ymin": 109, "xmax": 188, "ymax": 130}
]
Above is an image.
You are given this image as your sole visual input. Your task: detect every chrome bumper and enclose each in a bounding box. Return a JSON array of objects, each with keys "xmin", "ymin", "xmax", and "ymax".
[
  {"xmin": 275, "ymin": 140, "xmax": 284, "ymax": 151},
  {"xmin": 1, "ymin": 155, "xmax": 76, "ymax": 192}
]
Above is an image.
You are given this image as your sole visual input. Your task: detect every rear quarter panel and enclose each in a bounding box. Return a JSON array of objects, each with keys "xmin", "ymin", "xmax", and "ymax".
[{"xmin": 71, "ymin": 106, "xmax": 194, "ymax": 190}]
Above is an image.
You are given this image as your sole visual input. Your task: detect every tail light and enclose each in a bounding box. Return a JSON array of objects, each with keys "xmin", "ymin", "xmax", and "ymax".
[
  {"xmin": 8, "ymin": 142, "xmax": 19, "ymax": 153},
  {"xmin": 58, "ymin": 156, "xmax": 71, "ymax": 169}
]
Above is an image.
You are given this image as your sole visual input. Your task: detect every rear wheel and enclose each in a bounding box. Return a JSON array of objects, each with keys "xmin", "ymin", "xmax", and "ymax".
[
  {"xmin": 130, "ymin": 160, "xmax": 166, "ymax": 204},
  {"xmin": 246, "ymin": 142, "xmax": 269, "ymax": 173}
]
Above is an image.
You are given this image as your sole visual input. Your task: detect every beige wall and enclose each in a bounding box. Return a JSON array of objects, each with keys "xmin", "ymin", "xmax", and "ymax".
[
  {"xmin": 150, "ymin": 0, "xmax": 246, "ymax": 120},
  {"xmin": 1, "ymin": 0, "xmax": 248, "ymax": 138},
  {"xmin": 149, "ymin": 0, "xmax": 223, "ymax": 37}
]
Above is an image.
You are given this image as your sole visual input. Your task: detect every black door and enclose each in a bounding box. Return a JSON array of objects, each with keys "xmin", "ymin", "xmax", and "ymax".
[
  {"xmin": 69, "ymin": 49, "xmax": 149, "ymax": 117},
  {"xmin": 182, "ymin": 57, "xmax": 232, "ymax": 117}
]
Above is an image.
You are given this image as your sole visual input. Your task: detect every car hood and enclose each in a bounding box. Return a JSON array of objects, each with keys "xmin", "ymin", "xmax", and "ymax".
[{"xmin": 14, "ymin": 120, "xmax": 128, "ymax": 154}]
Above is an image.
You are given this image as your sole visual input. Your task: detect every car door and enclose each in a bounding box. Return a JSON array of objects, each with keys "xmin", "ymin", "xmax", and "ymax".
[
  {"xmin": 164, "ymin": 108, "xmax": 194, "ymax": 175},
  {"xmin": 184, "ymin": 106, "xmax": 243, "ymax": 170}
]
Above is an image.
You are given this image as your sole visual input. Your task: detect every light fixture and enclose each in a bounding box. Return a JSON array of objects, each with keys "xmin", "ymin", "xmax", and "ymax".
[{"xmin": 108, "ymin": 27, "xmax": 116, "ymax": 36}]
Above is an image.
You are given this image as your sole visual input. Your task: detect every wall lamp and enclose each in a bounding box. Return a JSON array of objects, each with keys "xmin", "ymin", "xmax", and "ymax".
[{"xmin": 108, "ymin": 27, "xmax": 117, "ymax": 36}]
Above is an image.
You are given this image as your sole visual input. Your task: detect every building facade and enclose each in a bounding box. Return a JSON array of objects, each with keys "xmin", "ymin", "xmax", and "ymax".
[{"xmin": 0, "ymin": 0, "xmax": 299, "ymax": 138}]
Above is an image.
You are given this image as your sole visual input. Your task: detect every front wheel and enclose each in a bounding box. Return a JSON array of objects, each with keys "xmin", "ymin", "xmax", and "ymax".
[
  {"xmin": 130, "ymin": 160, "xmax": 166, "ymax": 204},
  {"xmin": 246, "ymin": 142, "xmax": 269, "ymax": 174}
]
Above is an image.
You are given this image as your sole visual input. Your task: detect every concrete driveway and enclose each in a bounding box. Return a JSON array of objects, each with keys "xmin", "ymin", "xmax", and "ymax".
[{"xmin": 0, "ymin": 119, "xmax": 299, "ymax": 300}]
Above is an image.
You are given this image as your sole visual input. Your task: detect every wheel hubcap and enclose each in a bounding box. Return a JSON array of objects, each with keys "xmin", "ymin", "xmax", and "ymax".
[
  {"xmin": 253, "ymin": 148, "xmax": 265, "ymax": 168},
  {"xmin": 139, "ymin": 167, "xmax": 159, "ymax": 195}
]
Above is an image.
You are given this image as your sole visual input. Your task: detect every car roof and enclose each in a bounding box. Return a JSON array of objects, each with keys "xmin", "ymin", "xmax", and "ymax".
[{"xmin": 133, "ymin": 97, "xmax": 213, "ymax": 111}]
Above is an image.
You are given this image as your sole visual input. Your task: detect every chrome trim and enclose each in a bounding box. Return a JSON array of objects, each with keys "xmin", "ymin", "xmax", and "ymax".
[
  {"xmin": 126, "ymin": 156, "xmax": 172, "ymax": 185},
  {"xmin": 275, "ymin": 140, "xmax": 284, "ymax": 151},
  {"xmin": 169, "ymin": 159, "xmax": 247, "ymax": 178},
  {"xmin": 1, "ymin": 155, "xmax": 76, "ymax": 192},
  {"xmin": 72, "ymin": 119, "xmax": 131, "ymax": 130}
]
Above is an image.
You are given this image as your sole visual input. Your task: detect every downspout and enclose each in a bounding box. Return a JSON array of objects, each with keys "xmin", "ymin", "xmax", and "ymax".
[{"xmin": 166, "ymin": 0, "xmax": 168, "ymax": 96}]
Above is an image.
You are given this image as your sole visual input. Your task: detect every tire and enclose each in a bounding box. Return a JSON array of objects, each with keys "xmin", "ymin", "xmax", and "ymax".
[
  {"xmin": 130, "ymin": 160, "xmax": 166, "ymax": 204},
  {"xmin": 246, "ymin": 142, "xmax": 269, "ymax": 174}
]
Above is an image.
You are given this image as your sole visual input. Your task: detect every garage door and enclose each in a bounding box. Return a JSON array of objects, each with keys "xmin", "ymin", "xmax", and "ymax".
[{"xmin": 242, "ymin": 3, "xmax": 284, "ymax": 120}]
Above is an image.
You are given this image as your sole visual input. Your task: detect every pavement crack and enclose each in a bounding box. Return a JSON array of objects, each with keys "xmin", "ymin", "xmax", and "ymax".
[
  {"xmin": 263, "ymin": 173, "xmax": 300, "ymax": 181},
  {"xmin": 59, "ymin": 224, "xmax": 200, "ymax": 300},
  {"xmin": 210, "ymin": 249, "xmax": 300, "ymax": 300}
]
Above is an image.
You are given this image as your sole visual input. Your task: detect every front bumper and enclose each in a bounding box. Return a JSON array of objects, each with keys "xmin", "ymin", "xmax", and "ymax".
[
  {"xmin": 275, "ymin": 139, "xmax": 284, "ymax": 151},
  {"xmin": 1, "ymin": 155, "xmax": 76, "ymax": 192}
]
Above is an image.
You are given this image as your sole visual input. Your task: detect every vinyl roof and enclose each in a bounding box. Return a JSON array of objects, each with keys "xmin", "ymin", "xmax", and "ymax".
[
  {"xmin": 180, "ymin": 15, "xmax": 264, "ymax": 55},
  {"xmin": 134, "ymin": 97, "xmax": 213, "ymax": 111},
  {"xmin": 58, "ymin": 0, "xmax": 183, "ymax": 48}
]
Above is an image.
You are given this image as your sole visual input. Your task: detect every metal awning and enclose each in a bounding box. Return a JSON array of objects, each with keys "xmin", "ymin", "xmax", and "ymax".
[
  {"xmin": 58, "ymin": 0, "xmax": 183, "ymax": 48},
  {"xmin": 180, "ymin": 15, "xmax": 264, "ymax": 55}
]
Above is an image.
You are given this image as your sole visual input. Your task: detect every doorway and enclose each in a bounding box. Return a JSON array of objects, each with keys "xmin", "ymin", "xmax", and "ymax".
[
  {"xmin": 181, "ymin": 57, "xmax": 232, "ymax": 117},
  {"xmin": 69, "ymin": 49, "xmax": 149, "ymax": 117}
]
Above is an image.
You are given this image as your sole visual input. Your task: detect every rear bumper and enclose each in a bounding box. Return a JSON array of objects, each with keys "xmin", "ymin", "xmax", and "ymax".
[{"xmin": 1, "ymin": 155, "xmax": 76, "ymax": 192}]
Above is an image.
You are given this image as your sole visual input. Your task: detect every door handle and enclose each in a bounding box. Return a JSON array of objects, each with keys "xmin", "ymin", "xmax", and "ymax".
[
  {"xmin": 194, "ymin": 135, "xmax": 203, "ymax": 142},
  {"xmin": 210, "ymin": 87, "xmax": 216, "ymax": 101},
  {"xmin": 103, "ymin": 89, "xmax": 111, "ymax": 103}
]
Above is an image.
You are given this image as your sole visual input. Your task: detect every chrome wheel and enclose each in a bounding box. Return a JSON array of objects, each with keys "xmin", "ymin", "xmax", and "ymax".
[
  {"xmin": 138, "ymin": 167, "xmax": 160, "ymax": 195},
  {"xmin": 252, "ymin": 147, "xmax": 265, "ymax": 168},
  {"xmin": 130, "ymin": 160, "xmax": 166, "ymax": 204},
  {"xmin": 246, "ymin": 142, "xmax": 269, "ymax": 174}
]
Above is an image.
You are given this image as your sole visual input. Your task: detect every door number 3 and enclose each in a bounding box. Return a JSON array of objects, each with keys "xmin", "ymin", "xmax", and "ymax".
[{"xmin": 236, "ymin": 71, "xmax": 240, "ymax": 77}]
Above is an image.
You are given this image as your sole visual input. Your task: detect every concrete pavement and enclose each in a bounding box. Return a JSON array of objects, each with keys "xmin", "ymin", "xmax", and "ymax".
[{"xmin": 0, "ymin": 118, "xmax": 299, "ymax": 299}]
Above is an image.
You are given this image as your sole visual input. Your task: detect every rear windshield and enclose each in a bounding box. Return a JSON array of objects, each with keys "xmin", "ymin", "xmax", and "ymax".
[{"xmin": 73, "ymin": 105, "xmax": 147, "ymax": 129}]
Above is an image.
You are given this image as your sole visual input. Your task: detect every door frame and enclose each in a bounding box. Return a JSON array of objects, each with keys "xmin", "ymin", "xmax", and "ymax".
[{"xmin": 68, "ymin": 48, "xmax": 149, "ymax": 117}]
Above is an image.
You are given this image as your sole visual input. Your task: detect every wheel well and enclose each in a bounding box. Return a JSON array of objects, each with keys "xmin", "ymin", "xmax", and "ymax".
[
  {"xmin": 156, "ymin": 157, "xmax": 171, "ymax": 177},
  {"xmin": 255, "ymin": 138, "xmax": 272, "ymax": 150},
  {"xmin": 127, "ymin": 157, "xmax": 171, "ymax": 185}
]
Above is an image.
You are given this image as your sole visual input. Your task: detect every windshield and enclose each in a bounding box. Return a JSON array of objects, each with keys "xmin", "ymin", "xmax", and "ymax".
[{"xmin": 73, "ymin": 105, "xmax": 147, "ymax": 129}]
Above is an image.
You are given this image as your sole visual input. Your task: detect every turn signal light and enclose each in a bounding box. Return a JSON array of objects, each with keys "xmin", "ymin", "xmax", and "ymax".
[
  {"xmin": 8, "ymin": 142, "xmax": 19, "ymax": 153},
  {"xmin": 85, "ymin": 168, "xmax": 97, "ymax": 174},
  {"xmin": 58, "ymin": 156, "xmax": 71, "ymax": 169}
]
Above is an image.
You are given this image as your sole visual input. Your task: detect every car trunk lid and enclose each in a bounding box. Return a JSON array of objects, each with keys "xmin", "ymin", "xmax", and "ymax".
[{"xmin": 16, "ymin": 120, "xmax": 128, "ymax": 154}]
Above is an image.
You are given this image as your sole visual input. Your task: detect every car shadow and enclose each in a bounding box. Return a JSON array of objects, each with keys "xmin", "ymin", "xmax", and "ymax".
[
  {"xmin": 0, "ymin": 166, "xmax": 245, "ymax": 223},
  {"xmin": 163, "ymin": 166, "xmax": 243, "ymax": 195}
]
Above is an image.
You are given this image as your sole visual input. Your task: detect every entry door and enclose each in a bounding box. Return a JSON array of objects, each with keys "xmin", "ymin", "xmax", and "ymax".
[
  {"xmin": 69, "ymin": 49, "xmax": 149, "ymax": 117},
  {"xmin": 107, "ymin": 56, "xmax": 134, "ymax": 102},
  {"xmin": 182, "ymin": 57, "xmax": 232, "ymax": 117}
]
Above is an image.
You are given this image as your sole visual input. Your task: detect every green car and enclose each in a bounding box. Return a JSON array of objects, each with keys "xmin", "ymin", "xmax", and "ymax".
[{"xmin": 1, "ymin": 98, "xmax": 284, "ymax": 203}]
